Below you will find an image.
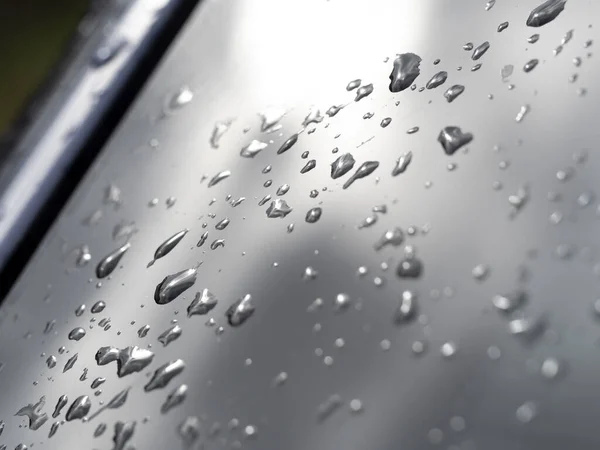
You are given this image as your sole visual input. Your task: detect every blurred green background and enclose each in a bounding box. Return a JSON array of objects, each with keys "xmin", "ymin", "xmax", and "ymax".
[{"xmin": 0, "ymin": 0, "xmax": 88, "ymax": 136}]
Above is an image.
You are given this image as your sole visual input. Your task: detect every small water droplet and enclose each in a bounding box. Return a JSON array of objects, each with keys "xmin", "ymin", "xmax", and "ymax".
[
  {"xmin": 187, "ymin": 289, "xmax": 218, "ymax": 317},
  {"xmin": 91, "ymin": 301, "xmax": 106, "ymax": 314},
  {"xmin": 302, "ymin": 108, "xmax": 324, "ymax": 127},
  {"xmin": 472, "ymin": 41, "xmax": 490, "ymax": 60},
  {"xmin": 178, "ymin": 416, "xmax": 201, "ymax": 447},
  {"xmin": 316, "ymin": 394, "xmax": 342, "ymax": 422},
  {"xmin": 96, "ymin": 242, "xmax": 130, "ymax": 278},
  {"xmin": 158, "ymin": 324, "xmax": 182, "ymax": 347},
  {"xmin": 91, "ymin": 377, "xmax": 106, "ymax": 389},
  {"xmin": 444, "ymin": 85, "xmax": 465, "ymax": 102},
  {"xmin": 523, "ymin": 59, "xmax": 539, "ymax": 72},
  {"xmin": 438, "ymin": 126, "xmax": 473, "ymax": 155},
  {"xmin": 63, "ymin": 353, "xmax": 78, "ymax": 373},
  {"xmin": 277, "ymin": 133, "xmax": 299, "ymax": 154},
  {"xmin": 208, "ymin": 170, "xmax": 231, "ymax": 187},
  {"xmin": 210, "ymin": 120, "xmax": 233, "ymax": 149},
  {"xmin": 326, "ymin": 104, "xmax": 344, "ymax": 117},
  {"xmin": 346, "ymin": 79, "xmax": 361, "ymax": 91},
  {"xmin": 48, "ymin": 421, "xmax": 59, "ymax": 438},
  {"xmin": 145, "ymin": 359, "xmax": 186, "ymax": 392},
  {"xmin": 330, "ymin": 153, "xmax": 355, "ymax": 179},
  {"xmin": 343, "ymin": 161, "xmax": 379, "ymax": 189},
  {"xmin": 301, "ymin": 159, "xmax": 317, "ymax": 174},
  {"xmin": 46, "ymin": 355, "xmax": 57, "ymax": 368},
  {"xmin": 65, "ymin": 396, "xmax": 91, "ymax": 421},
  {"xmin": 354, "ymin": 83, "xmax": 374, "ymax": 101},
  {"xmin": 374, "ymin": 227, "xmax": 404, "ymax": 250},
  {"xmin": 259, "ymin": 106, "xmax": 286, "ymax": 132},
  {"xmin": 389, "ymin": 53, "xmax": 422, "ymax": 92},
  {"xmin": 226, "ymin": 294, "xmax": 255, "ymax": 326},
  {"xmin": 68, "ymin": 327, "xmax": 86, "ymax": 341},
  {"xmin": 516, "ymin": 402, "xmax": 537, "ymax": 423},
  {"xmin": 492, "ymin": 290, "xmax": 526, "ymax": 313},
  {"xmin": 472, "ymin": 264, "xmax": 490, "ymax": 281},
  {"xmin": 266, "ymin": 198, "xmax": 293, "ymax": 218},
  {"xmin": 137, "ymin": 325, "xmax": 150, "ymax": 338},
  {"xmin": 541, "ymin": 357, "xmax": 561, "ymax": 379},
  {"xmin": 305, "ymin": 207, "xmax": 322, "ymax": 223},
  {"xmin": 426, "ymin": 71, "xmax": 448, "ymax": 89},
  {"xmin": 463, "ymin": 42, "xmax": 474, "ymax": 51},
  {"xmin": 395, "ymin": 290, "xmax": 417, "ymax": 323},
  {"xmin": 441, "ymin": 341, "xmax": 458, "ymax": 358},
  {"xmin": 161, "ymin": 384, "xmax": 188, "ymax": 414}
]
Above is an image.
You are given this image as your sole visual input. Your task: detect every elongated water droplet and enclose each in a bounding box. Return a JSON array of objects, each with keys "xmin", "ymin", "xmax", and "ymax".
[
  {"xmin": 358, "ymin": 214, "xmax": 377, "ymax": 229},
  {"xmin": 515, "ymin": 104, "xmax": 530, "ymax": 123},
  {"xmin": 210, "ymin": 120, "xmax": 233, "ymax": 148},
  {"xmin": 374, "ymin": 227, "xmax": 404, "ymax": 250},
  {"xmin": 438, "ymin": 126, "xmax": 473, "ymax": 155},
  {"xmin": 208, "ymin": 170, "xmax": 231, "ymax": 187},
  {"xmin": 148, "ymin": 229, "xmax": 188, "ymax": 266},
  {"xmin": 472, "ymin": 41, "xmax": 490, "ymax": 60},
  {"xmin": 137, "ymin": 325, "xmax": 150, "ymax": 338},
  {"xmin": 259, "ymin": 106, "xmax": 286, "ymax": 132},
  {"xmin": 395, "ymin": 290, "xmax": 417, "ymax": 323},
  {"xmin": 167, "ymin": 86, "xmax": 193, "ymax": 112},
  {"xmin": 526, "ymin": 0, "xmax": 566, "ymax": 27},
  {"xmin": 380, "ymin": 117, "xmax": 392, "ymax": 128},
  {"xmin": 524, "ymin": 59, "xmax": 539, "ymax": 72},
  {"xmin": 15, "ymin": 396, "xmax": 48, "ymax": 430},
  {"xmin": 112, "ymin": 421, "xmax": 136, "ymax": 450},
  {"xmin": 492, "ymin": 290, "xmax": 527, "ymax": 313},
  {"xmin": 463, "ymin": 42, "xmax": 474, "ymax": 51},
  {"xmin": 94, "ymin": 422, "xmax": 107, "ymax": 437},
  {"xmin": 91, "ymin": 377, "xmax": 105, "ymax": 389},
  {"xmin": 158, "ymin": 325, "xmax": 182, "ymax": 347},
  {"xmin": 330, "ymin": 153, "xmax": 355, "ymax": 179},
  {"xmin": 343, "ymin": 161, "xmax": 379, "ymax": 189},
  {"xmin": 91, "ymin": 301, "xmax": 106, "ymax": 313},
  {"xmin": 74, "ymin": 304, "xmax": 86, "ymax": 317},
  {"xmin": 48, "ymin": 421, "xmax": 59, "ymax": 438},
  {"xmin": 302, "ymin": 108, "xmax": 324, "ymax": 127},
  {"xmin": 497, "ymin": 21, "xmax": 509, "ymax": 32},
  {"xmin": 188, "ymin": 289, "xmax": 218, "ymax": 316},
  {"xmin": 46, "ymin": 355, "xmax": 57, "ymax": 368},
  {"xmin": 277, "ymin": 134, "xmax": 299, "ymax": 154},
  {"xmin": 392, "ymin": 151, "xmax": 412, "ymax": 176},
  {"xmin": 215, "ymin": 218, "xmax": 230, "ymax": 230},
  {"xmin": 305, "ymin": 207, "xmax": 322, "ymax": 223},
  {"xmin": 96, "ymin": 242, "xmax": 130, "ymax": 278},
  {"xmin": 326, "ymin": 104, "xmax": 344, "ymax": 117},
  {"xmin": 301, "ymin": 160, "xmax": 316, "ymax": 174},
  {"xmin": 317, "ymin": 394, "xmax": 342, "ymax": 422},
  {"xmin": 389, "ymin": 53, "xmax": 422, "ymax": 92},
  {"xmin": 508, "ymin": 315, "xmax": 546, "ymax": 341},
  {"xmin": 226, "ymin": 294, "xmax": 255, "ymax": 326},
  {"xmin": 346, "ymin": 79, "xmax": 361, "ymax": 91},
  {"xmin": 276, "ymin": 184, "xmax": 290, "ymax": 196},
  {"xmin": 65, "ymin": 396, "xmax": 91, "ymax": 421},
  {"xmin": 154, "ymin": 268, "xmax": 198, "ymax": 305},
  {"xmin": 63, "ymin": 353, "xmax": 78, "ymax": 372},
  {"xmin": 95, "ymin": 345, "xmax": 154, "ymax": 377},
  {"xmin": 485, "ymin": 0, "xmax": 496, "ymax": 10},
  {"xmin": 266, "ymin": 199, "xmax": 293, "ymax": 218},
  {"xmin": 528, "ymin": 34, "xmax": 540, "ymax": 43},
  {"xmin": 426, "ymin": 71, "xmax": 448, "ymax": 89},
  {"xmin": 87, "ymin": 388, "xmax": 130, "ymax": 420},
  {"xmin": 144, "ymin": 359, "xmax": 186, "ymax": 391},
  {"xmin": 76, "ymin": 245, "xmax": 91, "ymax": 267},
  {"xmin": 196, "ymin": 231, "xmax": 208, "ymax": 248},
  {"xmin": 161, "ymin": 384, "xmax": 188, "ymax": 414},
  {"xmin": 241, "ymin": 140, "xmax": 268, "ymax": 158},
  {"xmin": 444, "ymin": 85, "xmax": 465, "ymax": 102},
  {"xmin": 68, "ymin": 327, "xmax": 86, "ymax": 341},
  {"xmin": 354, "ymin": 83, "xmax": 374, "ymax": 101}
]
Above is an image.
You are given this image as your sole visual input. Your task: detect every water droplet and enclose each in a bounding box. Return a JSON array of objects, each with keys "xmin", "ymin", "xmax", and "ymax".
[
  {"xmin": 208, "ymin": 170, "xmax": 231, "ymax": 187},
  {"xmin": 441, "ymin": 341, "xmax": 458, "ymax": 358},
  {"xmin": 472, "ymin": 41, "xmax": 490, "ymax": 60},
  {"xmin": 426, "ymin": 71, "xmax": 448, "ymax": 89},
  {"xmin": 44, "ymin": 320, "xmax": 56, "ymax": 335},
  {"xmin": 196, "ymin": 231, "xmax": 209, "ymax": 248},
  {"xmin": 166, "ymin": 86, "xmax": 193, "ymax": 113},
  {"xmin": 277, "ymin": 133, "xmax": 299, "ymax": 154},
  {"xmin": 187, "ymin": 289, "xmax": 218, "ymax": 317},
  {"xmin": 74, "ymin": 304, "xmax": 86, "ymax": 317},
  {"xmin": 396, "ymin": 255, "xmax": 423, "ymax": 278},
  {"xmin": 346, "ymin": 79, "xmax": 361, "ymax": 91},
  {"xmin": 527, "ymin": 0, "xmax": 566, "ymax": 27},
  {"xmin": 485, "ymin": 0, "xmax": 496, "ymax": 10},
  {"xmin": 68, "ymin": 327, "xmax": 86, "ymax": 341},
  {"xmin": 95, "ymin": 345, "xmax": 154, "ymax": 377},
  {"xmin": 65, "ymin": 395, "xmax": 91, "ymax": 421},
  {"xmin": 63, "ymin": 353, "xmax": 78, "ymax": 372},
  {"xmin": 259, "ymin": 106, "xmax": 286, "ymax": 132},
  {"xmin": 515, "ymin": 104, "xmax": 531, "ymax": 123},
  {"xmin": 104, "ymin": 183, "xmax": 122, "ymax": 208},
  {"xmin": 373, "ymin": 227, "xmax": 404, "ymax": 250},
  {"xmin": 76, "ymin": 245, "xmax": 91, "ymax": 267},
  {"xmin": 301, "ymin": 159, "xmax": 317, "ymax": 174},
  {"xmin": 438, "ymin": 126, "xmax": 473, "ymax": 155},
  {"xmin": 463, "ymin": 42, "xmax": 474, "ymax": 51},
  {"xmin": 158, "ymin": 324, "xmax": 182, "ymax": 347},
  {"xmin": 266, "ymin": 198, "xmax": 293, "ymax": 218},
  {"xmin": 492, "ymin": 290, "xmax": 526, "ymax": 313},
  {"xmin": 154, "ymin": 268, "xmax": 198, "ymax": 305},
  {"xmin": 343, "ymin": 161, "xmax": 379, "ymax": 189},
  {"xmin": 333, "ymin": 293, "xmax": 351, "ymax": 312},
  {"xmin": 226, "ymin": 294, "xmax": 255, "ymax": 326},
  {"xmin": 516, "ymin": 402, "xmax": 537, "ymax": 423},
  {"xmin": 391, "ymin": 151, "xmax": 413, "ymax": 176},
  {"xmin": 178, "ymin": 416, "xmax": 201, "ymax": 447},
  {"xmin": 302, "ymin": 108, "xmax": 324, "ymax": 127},
  {"xmin": 15, "ymin": 396, "xmax": 48, "ymax": 430},
  {"xmin": 91, "ymin": 377, "xmax": 106, "ymax": 389},
  {"xmin": 240, "ymin": 140, "xmax": 268, "ymax": 158},
  {"xmin": 508, "ymin": 315, "xmax": 546, "ymax": 341},
  {"xmin": 444, "ymin": 85, "xmax": 465, "ymax": 102},
  {"xmin": 276, "ymin": 184, "xmax": 290, "ymax": 196},
  {"xmin": 498, "ymin": 21, "xmax": 509, "ymax": 32},
  {"xmin": 326, "ymin": 104, "xmax": 344, "ymax": 117},
  {"xmin": 145, "ymin": 359, "xmax": 186, "ymax": 391},
  {"xmin": 112, "ymin": 420, "xmax": 136, "ymax": 450},
  {"xmin": 354, "ymin": 83, "xmax": 374, "ymax": 101},
  {"xmin": 91, "ymin": 301, "xmax": 106, "ymax": 314},
  {"xmin": 96, "ymin": 242, "xmax": 130, "ymax": 278},
  {"xmin": 472, "ymin": 264, "xmax": 490, "ymax": 281},
  {"xmin": 46, "ymin": 355, "xmax": 56, "ymax": 368},
  {"xmin": 258, "ymin": 194, "xmax": 272, "ymax": 206},
  {"xmin": 363, "ymin": 112, "xmax": 374, "ymax": 120},
  {"xmin": 148, "ymin": 229, "xmax": 188, "ymax": 266},
  {"xmin": 523, "ymin": 59, "xmax": 539, "ymax": 72},
  {"xmin": 395, "ymin": 290, "xmax": 418, "ymax": 323},
  {"xmin": 161, "ymin": 384, "xmax": 188, "ymax": 414},
  {"xmin": 541, "ymin": 357, "xmax": 561, "ymax": 379},
  {"xmin": 305, "ymin": 207, "xmax": 322, "ymax": 223},
  {"xmin": 210, "ymin": 120, "xmax": 233, "ymax": 149},
  {"xmin": 94, "ymin": 422, "xmax": 107, "ymax": 437},
  {"xmin": 48, "ymin": 421, "xmax": 59, "ymax": 438},
  {"xmin": 316, "ymin": 394, "xmax": 342, "ymax": 422},
  {"xmin": 389, "ymin": 53, "xmax": 422, "ymax": 92},
  {"xmin": 330, "ymin": 153, "xmax": 355, "ymax": 179},
  {"xmin": 137, "ymin": 324, "xmax": 150, "ymax": 338}
]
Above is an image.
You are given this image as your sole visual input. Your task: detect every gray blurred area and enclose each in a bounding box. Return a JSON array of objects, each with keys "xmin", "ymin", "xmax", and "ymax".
[{"xmin": 1, "ymin": 0, "xmax": 599, "ymax": 449}]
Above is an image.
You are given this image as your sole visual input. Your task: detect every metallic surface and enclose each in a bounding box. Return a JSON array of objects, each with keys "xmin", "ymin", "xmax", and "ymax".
[{"xmin": 1, "ymin": 0, "xmax": 600, "ymax": 449}]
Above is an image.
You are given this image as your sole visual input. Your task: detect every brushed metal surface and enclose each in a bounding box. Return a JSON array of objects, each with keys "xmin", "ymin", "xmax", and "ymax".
[{"xmin": 1, "ymin": 0, "xmax": 599, "ymax": 449}]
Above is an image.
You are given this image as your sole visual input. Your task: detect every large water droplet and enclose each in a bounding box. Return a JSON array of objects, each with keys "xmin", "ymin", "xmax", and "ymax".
[
  {"xmin": 301, "ymin": 159, "xmax": 317, "ymax": 174},
  {"xmin": 444, "ymin": 85, "xmax": 465, "ymax": 102},
  {"xmin": 68, "ymin": 327, "xmax": 86, "ymax": 341},
  {"xmin": 354, "ymin": 83, "xmax": 374, "ymax": 101},
  {"xmin": 426, "ymin": 71, "xmax": 448, "ymax": 89},
  {"xmin": 158, "ymin": 324, "xmax": 182, "ymax": 347},
  {"xmin": 52, "ymin": 395, "xmax": 68, "ymax": 419},
  {"xmin": 96, "ymin": 242, "xmax": 130, "ymax": 278},
  {"xmin": 346, "ymin": 79, "xmax": 361, "ymax": 91},
  {"xmin": 154, "ymin": 268, "xmax": 198, "ymax": 305},
  {"xmin": 523, "ymin": 59, "xmax": 539, "ymax": 72},
  {"xmin": 95, "ymin": 345, "xmax": 154, "ymax": 377},
  {"xmin": 438, "ymin": 126, "xmax": 473, "ymax": 155},
  {"xmin": 277, "ymin": 134, "xmax": 299, "ymax": 154},
  {"xmin": 266, "ymin": 199, "xmax": 293, "ymax": 218},
  {"xmin": 210, "ymin": 120, "xmax": 233, "ymax": 149},
  {"xmin": 343, "ymin": 161, "xmax": 379, "ymax": 189},
  {"xmin": 148, "ymin": 229, "xmax": 188, "ymax": 266},
  {"xmin": 188, "ymin": 289, "xmax": 218, "ymax": 316},
  {"xmin": 240, "ymin": 140, "xmax": 268, "ymax": 158},
  {"xmin": 305, "ymin": 207, "xmax": 322, "ymax": 223},
  {"xmin": 112, "ymin": 421, "xmax": 136, "ymax": 450},
  {"xmin": 389, "ymin": 53, "xmax": 422, "ymax": 92},
  {"xmin": 161, "ymin": 384, "xmax": 188, "ymax": 414},
  {"xmin": 396, "ymin": 256, "xmax": 423, "ymax": 278},
  {"xmin": 472, "ymin": 41, "xmax": 490, "ymax": 60},
  {"xmin": 526, "ymin": 0, "xmax": 566, "ymax": 27},
  {"xmin": 91, "ymin": 301, "xmax": 106, "ymax": 314},
  {"xmin": 15, "ymin": 396, "xmax": 48, "ymax": 430},
  {"xmin": 330, "ymin": 153, "xmax": 355, "ymax": 179},
  {"xmin": 65, "ymin": 396, "xmax": 91, "ymax": 421},
  {"xmin": 48, "ymin": 421, "xmax": 59, "ymax": 438},
  {"xmin": 144, "ymin": 359, "xmax": 186, "ymax": 391},
  {"xmin": 226, "ymin": 294, "xmax": 255, "ymax": 326},
  {"xmin": 208, "ymin": 170, "xmax": 231, "ymax": 187}
]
